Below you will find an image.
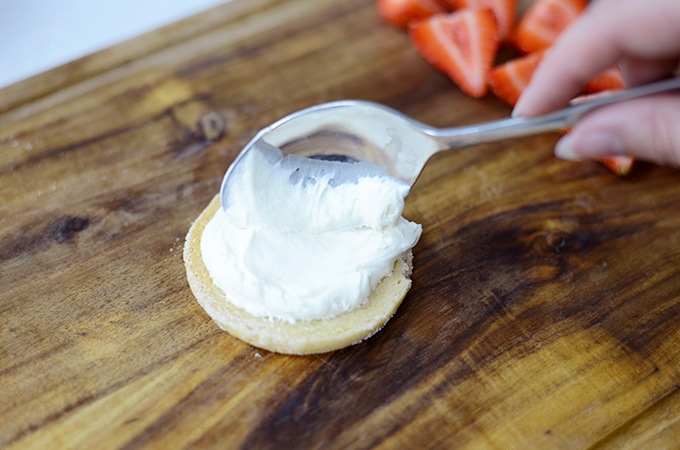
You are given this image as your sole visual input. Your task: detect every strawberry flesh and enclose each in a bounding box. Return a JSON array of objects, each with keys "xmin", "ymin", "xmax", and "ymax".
[
  {"xmin": 512, "ymin": 0, "xmax": 587, "ymax": 54},
  {"xmin": 487, "ymin": 49, "xmax": 546, "ymax": 106},
  {"xmin": 409, "ymin": 10, "xmax": 500, "ymax": 98},
  {"xmin": 584, "ymin": 66, "xmax": 624, "ymax": 94},
  {"xmin": 378, "ymin": 0, "xmax": 448, "ymax": 28},
  {"xmin": 598, "ymin": 156, "xmax": 634, "ymax": 176},
  {"xmin": 442, "ymin": 0, "xmax": 518, "ymax": 40}
]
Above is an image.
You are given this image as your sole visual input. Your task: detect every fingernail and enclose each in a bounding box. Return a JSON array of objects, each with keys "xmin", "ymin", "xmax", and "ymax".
[
  {"xmin": 555, "ymin": 132, "xmax": 623, "ymax": 161},
  {"xmin": 511, "ymin": 102, "xmax": 524, "ymax": 118},
  {"xmin": 554, "ymin": 133, "xmax": 581, "ymax": 161}
]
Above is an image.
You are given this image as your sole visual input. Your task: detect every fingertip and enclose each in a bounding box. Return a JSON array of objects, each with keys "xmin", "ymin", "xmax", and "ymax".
[
  {"xmin": 510, "ymin": 104, "xmax": 523, "ymax": 118},
  {"xmin": 511, "ymin": 91, "xmax": 535, "ymax": 117},
  {"xmin": 554, "ymin": 133, "xmax": 582, "ymax": 161},
  {"xmin": 558, "ymin": 131, "xmax": 623, "ymax": 161}
]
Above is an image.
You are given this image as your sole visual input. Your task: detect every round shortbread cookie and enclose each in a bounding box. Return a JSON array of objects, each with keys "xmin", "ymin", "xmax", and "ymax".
[{"xmin": 183, "ymin": 195, "xmax": 414, "ymax": 355}]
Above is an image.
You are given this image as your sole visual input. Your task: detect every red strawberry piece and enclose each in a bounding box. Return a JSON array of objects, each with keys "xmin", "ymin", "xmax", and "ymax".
[
  {"xmin": 512, "ymin": 0, "xmax": 587, "ymax": 54},
  {"xmin": 487, "ymin": 49, "xmax": 546, "ymax": 106},
  {"xmin": 598, "ymin": 156, "xmax": 634, "ymax": 176},
  {"xmin": 583, "ymin": 66, "xmax": 624, "ymax": 94},
  {"xmin": 409, "ymin": 10, "xmax": 500, "ymax": 98},
  {"xmin": 441, "ymin": 0, "xmax": 518, "ymax": 40},
  {"xmin": 378, "ymin": 0, "xmax": 448, "ymax": 28}
]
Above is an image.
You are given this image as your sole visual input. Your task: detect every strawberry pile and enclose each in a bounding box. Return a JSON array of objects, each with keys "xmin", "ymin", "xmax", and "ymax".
[{"xmin": 378, "ymin": 0, "xmax": 633, "ymax": 175}]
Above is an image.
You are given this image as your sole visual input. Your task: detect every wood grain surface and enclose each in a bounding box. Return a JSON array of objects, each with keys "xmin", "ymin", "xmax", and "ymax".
[{"xmin": 2, "ymin": 0, "xmax": 680, "ymax": 448}]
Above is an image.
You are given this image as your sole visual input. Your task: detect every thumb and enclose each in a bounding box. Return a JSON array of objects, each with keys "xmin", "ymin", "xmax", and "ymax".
[{"xmin": 554, "ymin": 94, "xmax": 680, "ymax": 167}]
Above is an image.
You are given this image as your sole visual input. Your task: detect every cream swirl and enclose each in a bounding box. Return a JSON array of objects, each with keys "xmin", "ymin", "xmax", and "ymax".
[{"xmin": 201, "ymin": 145, "xmax": 421, "ymax": 322}]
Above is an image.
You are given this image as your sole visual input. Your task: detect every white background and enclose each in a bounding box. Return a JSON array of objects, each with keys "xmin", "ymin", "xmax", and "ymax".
[{"xmin": 0, "ymin": 0, "xmax": 228, "ymax": 89}]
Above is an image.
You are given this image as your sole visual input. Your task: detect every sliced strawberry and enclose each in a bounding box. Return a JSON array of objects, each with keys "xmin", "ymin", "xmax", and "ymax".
[
  {"xmin": 441, "ymin": 0, "xmax": 518, "ymax": 40},
  {"xmin": 487, "ymin": 49, "xmax": 546, "ymax": 106},
  {"xmin": 598, "ymin": 156, "xmax": 634, "ymax": 176},
  {"xmin": 409, "ymin": 10, "xmax": 500, "ymax": 97},
  {"xmin": 512, "ymin": 0, "xmax": 587, "ymax": 54},
  {"xmin": 378, "ymin": 0, "xmax": 448, "ymax": 28},
  {"xmin": 583, "ymin": 66, "xmax": 624, "ymax": 94}
]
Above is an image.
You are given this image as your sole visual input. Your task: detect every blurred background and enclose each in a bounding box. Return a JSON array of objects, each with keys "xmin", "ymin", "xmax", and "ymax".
[{"xmin": 0, "ymin": 0, "xmax": 228, "ymax": 89}]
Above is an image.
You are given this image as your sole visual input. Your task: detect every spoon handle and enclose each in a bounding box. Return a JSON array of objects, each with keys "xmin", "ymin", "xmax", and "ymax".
[{"xmin": 436, "ymin": 77, "xmax": 680, "ymax": 150}]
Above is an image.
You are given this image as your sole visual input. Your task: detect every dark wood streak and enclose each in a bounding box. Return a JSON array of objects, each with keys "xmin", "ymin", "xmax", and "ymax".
[
  {"xmin": 0, "ymin": 215, "xmax": 94, "ymax": 262},
  {"xmin": 175, "ymin": 0, "xmax": 373, "ymax": 80},
  {"xmin": 2, "ymin": 329, "xmax": 225, "ymax": 448},
  {"xmin": 2, "ymin": 111, "xmax": 163, "ymax": 173},
  {"xmin": 240, "ymin": 195, "xmax": 667, "ymax": 449},
  {"xmin": 0, "ymin": 339, "xmax": 74, "ymax": 380},
  {"xmin": 3, "ymin": 390, "xmax": 97, "ymax": 448},
  {"xmin": 117, "ymin": 351, "xmax": 253, "ymax": 450},
  {"xmin": 49, "ymin": 216, "xmax": 91, "ymax": 243},
  {"xmin": 4, "ymin": 90, "xmax": 228, "ymax": 176}
]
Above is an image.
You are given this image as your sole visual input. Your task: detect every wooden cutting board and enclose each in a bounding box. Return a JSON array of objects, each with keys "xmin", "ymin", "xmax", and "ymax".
[{"xmin": 2, "ymin": 0, "xmax": 680, "ymax": 448}]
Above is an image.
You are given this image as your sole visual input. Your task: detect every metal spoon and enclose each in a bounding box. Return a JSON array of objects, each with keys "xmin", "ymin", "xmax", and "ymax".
[{"xmin": 221, "ymin": 77, "xmax": 680, "ymax": 210}]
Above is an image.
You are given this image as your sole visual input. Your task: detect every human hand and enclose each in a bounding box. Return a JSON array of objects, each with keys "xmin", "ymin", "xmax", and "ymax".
[{"xmin": 512, "ymin": 0, "xmax": 680, "ymax": 166}]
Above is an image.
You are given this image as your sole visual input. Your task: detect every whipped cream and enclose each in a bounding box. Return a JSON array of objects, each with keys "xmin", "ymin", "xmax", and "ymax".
[{"xmin": 201, "ymin": 143, "xmax": 422, "ymax": 322}]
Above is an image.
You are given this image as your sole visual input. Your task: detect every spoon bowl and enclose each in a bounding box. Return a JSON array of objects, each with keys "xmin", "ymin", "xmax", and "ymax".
[{"xmin": 221, "ymin": 77, "xmax": 680, "ymax": 210}]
